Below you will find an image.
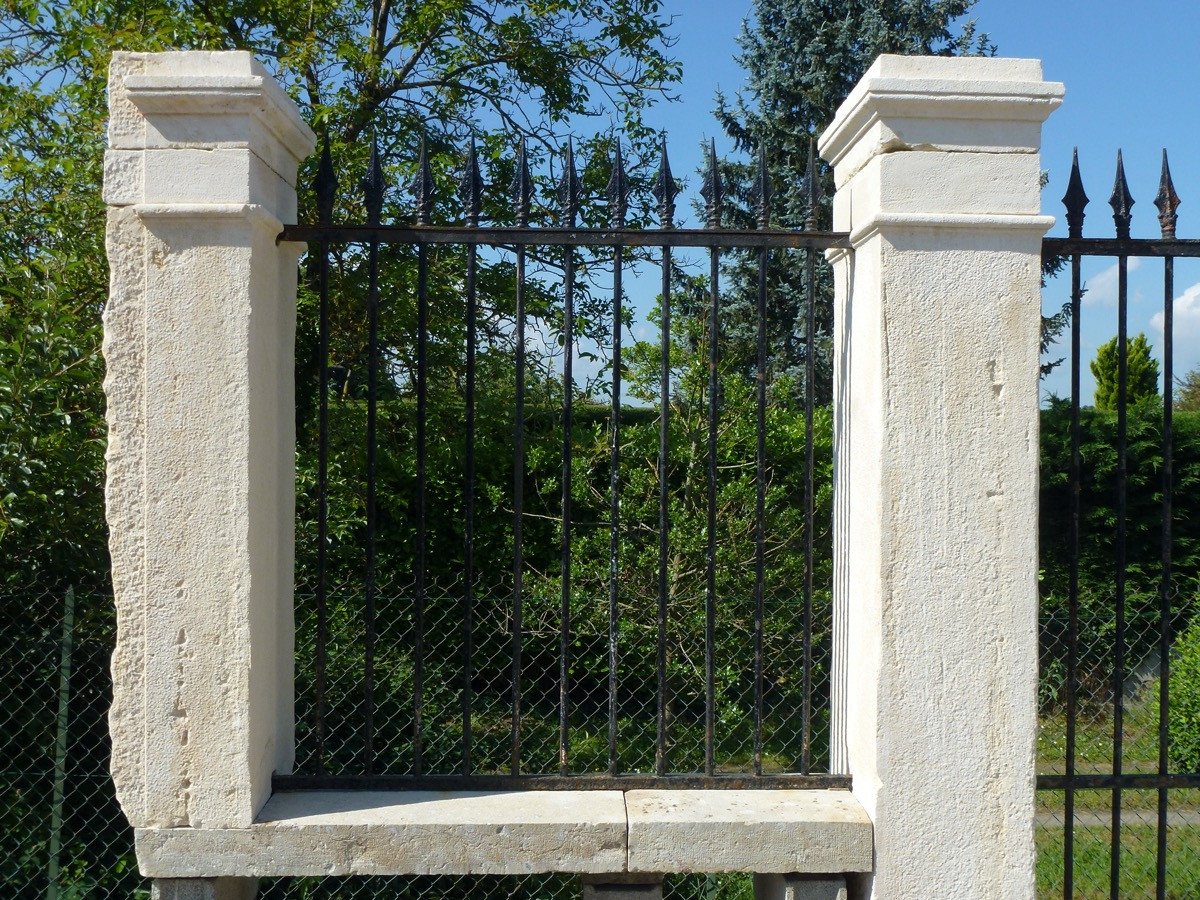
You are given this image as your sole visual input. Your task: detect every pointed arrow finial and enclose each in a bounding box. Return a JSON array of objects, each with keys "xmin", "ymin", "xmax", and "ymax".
[
  {"xmin": 557, "ymin": 138, "xmax": 580, "ymax": 227},
  {"xmin": 363, "ymin": 135, "xmax": 385, "ymax": 227},
  {"xmin": 1154, "ymin": 148, "xmax": 1181, "ymax": 240},
  {"xmin": 1109, "ymin": 149, "xmax": 1134, "ymax": 240},
  {"xmin": 1062, "ymin": 148, "xmax": 1089, "ymax": 239},
  {"xmin": 607, "ymin": 138, "xmax": 629, "ymax": 227},
  {"xmin": 755, "ymin": 144, "xmax": 772, "ymax": 229},
  {"xmin": 700, "ymin": 138, "xmax": 722, "ymax": 228},
  {"xmin": 413, "ymin": 137, "xmax": 435, "ymax": 225},
  {"xmin": 652, "ymin": 133, "xmax": 679, "ymax": 227},
  {"xmin": 459, "ymin": 138, "xmax": 484, "ymax": 227},
  {"xmin": 805, "ymin": 140, "xmax": 821, "ymax": 231},
  {"xmin": 316, "ymin": 135, "xmax": 337, "ymax": 226},
  {"xmin": 511, "ymin": 139, "xmax": 533, "ymax": 226}
]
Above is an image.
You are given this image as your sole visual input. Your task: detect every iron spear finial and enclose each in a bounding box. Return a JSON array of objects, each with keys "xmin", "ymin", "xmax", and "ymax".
[
  {"xmin": 607, "ymin": 139, "xmax": 629, "ymax": 228},
  {"xmin": 1062, "ymin": 148, "xmax": 1089, "ymax": 240},
  {"xmin": 316, "ymin": 135, "xmax": 337, "ymax": 227},
  {"xmin": 653, "ymin": 134, "xmax": 679, "ymax": 227},
  {"xmin": 511, "ymin": 139, "xmax": 533, "ymax": 227},
  {"xmin": 459, "ymin": 138, "xmax": 484, "ymax": 227},
  {"xmin": 1109, "ymin": 149, "xmax": 1134, "ymax": 240},
  {"xmin": 557, "ymin": 138, "xmax": 580, "ymax": 228},
  {"xmin": 1154, "ymin": 148, "xmax": 1181, "ymax": 240},
  {"xmin": 755, "ymin": 144, "xmax": 772, "ymax": 229},
  {"xmin": 700, "ymin": 138, "xmax": 722, "ymax": 228},
  {"xmin": 414, "ymin": 137, "xmax": 435, "ymax": 225},
  {"xmin": 363, "ymin": 135, "xmax": 385, "ymax": 227},
  {"xmin": 804, "ymin": 140, "xmax": 820, "ymax": 231}
]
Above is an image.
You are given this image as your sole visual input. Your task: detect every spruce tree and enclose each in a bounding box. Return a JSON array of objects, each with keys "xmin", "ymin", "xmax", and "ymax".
[{"xmin": 711, "ymin": 0, "xmax": 991, "ymax": 402}]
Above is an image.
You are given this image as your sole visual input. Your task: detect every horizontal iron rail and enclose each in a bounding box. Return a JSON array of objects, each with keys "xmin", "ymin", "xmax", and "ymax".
[
  {"xmin": 274, "ymin": 773, "xmax": 853, "ymax": 792},
  {"xmin": 1037, "ymin": 773, "xmax": 1200, "ymax": 791},
  {"xmin": 1043, "ymin": 237, "xmax": 1200, "ymax": 257},
  {"xmin": 279, "ymin": 224, "xmax": 851, "ymax": 250}
]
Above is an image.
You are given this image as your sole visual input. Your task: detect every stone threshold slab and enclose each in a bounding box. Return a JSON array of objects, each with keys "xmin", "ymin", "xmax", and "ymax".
[{"xmin": 135, "ymin": 789, "xmax": 872, "ymax": 878}]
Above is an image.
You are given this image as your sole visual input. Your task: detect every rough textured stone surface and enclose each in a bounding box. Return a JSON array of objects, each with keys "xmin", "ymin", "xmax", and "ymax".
[
  {"xmin": 624, "ymin": 791, "xmax": 871, "ymax": 874},
  {"xmin": 151, "ymin": 878, "xmax": 258, "ymax": 900},
  {"xmin": 104, "ymin": 51, "xmax": 314, "ymax": 832},
  {"xmin": 753, "ymin": 874, "xmax": 847, "ymax": 900},
  {"xmin": 136, "ymin": 791, "xmax": 628, "ymax": 876},
  {"xmin": 819, "ymin": 55, "xmax": 1061, "ymax": 900}
]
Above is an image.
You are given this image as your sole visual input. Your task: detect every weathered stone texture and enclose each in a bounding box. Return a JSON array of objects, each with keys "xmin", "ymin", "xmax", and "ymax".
[
  {"xmin": 819, "ymin": 54, "xmax": 1063, "ymax": 899},
  {"xmin": 104, "ymin": 50, "xmax": 314, "ymax": 831}
]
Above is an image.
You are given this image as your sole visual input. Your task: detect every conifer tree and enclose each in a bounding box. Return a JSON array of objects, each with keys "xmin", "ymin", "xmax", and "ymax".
[
  {"xmin": 712, "ymin": 0, "xmax": 992, "ymax": 402},
  {"xmin": 1091, "ymin": 333, "xmax": 1161, "ymax": 410}
]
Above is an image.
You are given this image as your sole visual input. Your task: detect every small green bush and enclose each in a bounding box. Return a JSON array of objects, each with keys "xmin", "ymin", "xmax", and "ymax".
[{"xmin": 1169, "ymin": 618, "xmax": 1200, "ymax": 772}]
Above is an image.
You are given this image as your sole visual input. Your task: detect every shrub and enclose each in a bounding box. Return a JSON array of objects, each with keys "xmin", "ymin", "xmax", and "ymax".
[{"xmin": 1169, "ymin": 618, "xmax": 1200, "ymax": 773}]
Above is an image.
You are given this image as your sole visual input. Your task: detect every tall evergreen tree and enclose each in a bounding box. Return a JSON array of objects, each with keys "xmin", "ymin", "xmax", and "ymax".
[{"xmin": 711, "ymin": 0, "xmax": 992, "ymax": 401}]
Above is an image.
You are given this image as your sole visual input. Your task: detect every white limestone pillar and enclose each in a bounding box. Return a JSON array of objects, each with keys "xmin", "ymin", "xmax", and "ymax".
[
  {"xmin": 103, "ymin": 51, "xmax": 315, "ymax": 830},
  {"xmin": 818, "ymin": 56, "xmax": 1063, "ymax": 898}
]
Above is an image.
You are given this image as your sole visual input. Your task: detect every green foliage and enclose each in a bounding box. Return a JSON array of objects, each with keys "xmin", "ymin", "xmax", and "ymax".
[
  {"xmin": 0, "ymin": 0, "xmax": 681, "ymax": 594},
  {"xmin": 295, "ymin": 276, "xmax": 837, "ymax": 773},
  {"xmin": 1091, "ymin": 333, "xmax": 1161, "ymax": 411},
  {"xmin": 709, "ymin": 0, "xmax": 992, "ymax": 401},
  {"xmin": 1039, "ymin": 400, "xmax": 1200, "ymax": 709},
  {"xmin": 1168, "ymin": 618, "xmax": 1200, "ymax": 772},
  {"xmin": 1177, "ymin": 366, "xmax": 1200, "ymax": 413}
]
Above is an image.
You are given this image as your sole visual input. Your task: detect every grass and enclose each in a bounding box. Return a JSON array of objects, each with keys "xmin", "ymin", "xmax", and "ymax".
[
  {"xmin": 1036, "ymin": 824, "xmax": 1200, "ymax": 899},
  {"xmin": 1037, "ymin": 679, "xmax": 1200, "ymax": 896}
]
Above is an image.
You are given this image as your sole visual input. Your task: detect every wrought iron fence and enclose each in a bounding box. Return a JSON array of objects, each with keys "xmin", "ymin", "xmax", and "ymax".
[
  {"xmin": 1037, "ymin": 149, "xmax": 1200, "ymax": 899},
  {"xmin": 276, "ymin": 136, "xmax": 848, "ymax": 789}
]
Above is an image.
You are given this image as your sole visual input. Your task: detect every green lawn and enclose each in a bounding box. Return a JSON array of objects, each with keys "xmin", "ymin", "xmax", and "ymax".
[
  {"xmin": 1036, "ymin": 680, "xmax": 1200, "ymax": 896},
  {"xmin": 1036, "ymin": 824, "xmax": 1200, "ymax": 899}
]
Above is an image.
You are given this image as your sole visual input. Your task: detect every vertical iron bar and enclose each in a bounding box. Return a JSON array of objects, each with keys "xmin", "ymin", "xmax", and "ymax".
[
  {"xmin": 1154, "ymin": 149, "xmax": 1179, "ymax": 900},
  {"xmin": 753, "ymin": 146, "xmax": 771, "ymax": 777},
  {"xmin": 314, "ymin": 138, "xmax": 335, "ymax": 774},
  {"xmin": 802, "ymin": 142, "xmax": 818, "ymax": 775},
  {"xmin": 1109, "ymin": 149, "xmax": 1134, "ymax": 900},
  {"xmin": 607, "ymin": 141, "xmax": 629, "ymax": 776},
  {"xmin": 511, "ymin": 142, "xmax": 532, "ymax": 775},
  {"xmin": 701, "ymin": 139, "xmax": 722, "ymax": 778},
  {"xmin": 1062, "ymin": 148, "xmax": 1089, "ymax": 900},
  {"xmin": 654, "ymin": 136, "xmax": 677, "ymax": 777},
  {"xmin": 363, "ymin": 140, "xmax": 384, "ymax": 775},
  {"xmin": 460, "ymin": 141, "xmax": 483, "ymax": 776},
  {"xmin": 558, "ymin": 142, "xmax": 579, "ymax": 777},
  {"xmin": 413, "ymin": 140, "xmax": 433, "ymax": 776},
  {"xmin": 45, "ymin": 585, "xmax": 74, "ymax": 900}
]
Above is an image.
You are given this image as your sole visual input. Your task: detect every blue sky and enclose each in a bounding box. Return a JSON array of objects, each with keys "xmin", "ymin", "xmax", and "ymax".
[{"xmin": 624, "ymin": 0, "xmax": 1200, "ymax": 404}]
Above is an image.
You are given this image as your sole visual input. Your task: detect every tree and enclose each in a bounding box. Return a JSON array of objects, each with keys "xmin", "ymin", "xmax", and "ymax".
[
  {"xmin": 710, "ymin": 0, "xmax": 992, "ymax": 402},
  {"xmin": 1090, "ymin": 333, "xmax": 1160, "ymax": 411},
  {"xmin": 0, "ymin": 1, "xmax": 681, "ymax": 592},
  {"xmin": 1177, "ymin": 367, "xmax": 1200, "ymax": 412}
]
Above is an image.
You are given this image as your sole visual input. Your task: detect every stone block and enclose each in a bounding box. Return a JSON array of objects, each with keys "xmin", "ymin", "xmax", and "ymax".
[
  {"xmin": 136, "ymin": 791, "xmax": 629, "ymax": 876},
  {"xmin": 624, "ymin": 790, "xmax": 872, "ymax": 874}
]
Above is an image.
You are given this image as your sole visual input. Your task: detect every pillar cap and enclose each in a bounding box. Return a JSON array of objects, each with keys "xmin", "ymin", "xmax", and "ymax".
[
  {"xmin": 819, "ymin": 54, "xmax": 1064, "ymax": 184},
  {"xmin": 109, "ymin": 51, "xmax": 316, "ymax": 165}
]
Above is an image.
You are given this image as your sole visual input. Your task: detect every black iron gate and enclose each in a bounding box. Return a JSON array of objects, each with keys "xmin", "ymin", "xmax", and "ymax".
[
  {"xmin": 276, "ymin": 136, "xmax": 849, "ymax": 791},
  {"xmin": 1038, "ymin": 149, "xmax": 1200, "ymax": 898}
]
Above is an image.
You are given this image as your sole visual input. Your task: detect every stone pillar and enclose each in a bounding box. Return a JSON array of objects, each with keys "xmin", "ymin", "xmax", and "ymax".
[
  {"xmin": 103, "ymin": 51, "xmax": 315, "ymax": 830},
  {"xmin": 818, "ymin": 57, "xmax": 1063, "ymax": 898}
]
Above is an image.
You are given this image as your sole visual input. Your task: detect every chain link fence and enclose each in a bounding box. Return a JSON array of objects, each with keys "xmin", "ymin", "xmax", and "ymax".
[{"xmin": 5, "ymin": 582, "xmax": 1197, "ymax": 898}]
